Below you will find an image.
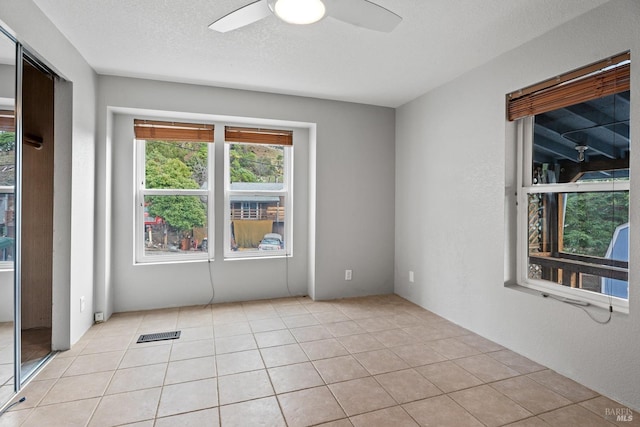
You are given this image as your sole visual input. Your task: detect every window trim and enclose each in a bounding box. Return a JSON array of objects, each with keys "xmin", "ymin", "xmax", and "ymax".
[
  {"xmin": 515, "ymin": 116, "xmax": 630, "ymax": 313},
  {"xmin": 223, "ymin": 138, "xmax": 293, "ymax": 259}
]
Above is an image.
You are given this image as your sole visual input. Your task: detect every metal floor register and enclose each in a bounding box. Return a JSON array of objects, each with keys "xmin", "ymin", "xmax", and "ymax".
[{"xmin": 136, "ymin": 331, "xmax": 181, "ymax": 344}]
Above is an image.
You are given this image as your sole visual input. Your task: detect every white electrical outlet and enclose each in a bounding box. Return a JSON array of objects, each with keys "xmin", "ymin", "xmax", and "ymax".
[
  {"xmin": 345, "ymin": 269, "xmax": 352, "ymax": 281},
  {"xmin": 409, "ymin": 271, "xmax": 414, "ymax": 283},
  {"xmin": 80, "ymin": 296, "xmax": 85, "ymax": 313},
  {"xmin": 95, "ymin": 312, "xmax": 104, "ymax": 323}
]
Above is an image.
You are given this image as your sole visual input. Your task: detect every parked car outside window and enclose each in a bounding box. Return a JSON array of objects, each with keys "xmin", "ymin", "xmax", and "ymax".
[{"xmin": 258, "ymin": 233, "xmax": 284, "ymax": 251}]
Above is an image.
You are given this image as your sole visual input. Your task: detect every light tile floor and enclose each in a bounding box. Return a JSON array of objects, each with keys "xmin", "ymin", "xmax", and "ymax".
[
  {"xmin": 0, "ymin": 322, "xmax": 14, "ymax": 407},
  {"xmin": 0, "ymin": 294, "xmax": 638, "ymax": 426}
]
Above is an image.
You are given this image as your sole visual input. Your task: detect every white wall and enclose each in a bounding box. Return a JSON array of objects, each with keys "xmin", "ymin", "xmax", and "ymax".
[
  {"xmin": 395, "ymin": 0, "xmax": 640, "ymax": 410},
  {"xmin": 0, "ymin": 64, "xmax": 14, "ymax": 96},
  {"xmin": 0, "ymin": 0, "xmax": 98, "ymax": 346},
  {"xmin": 96, "ymin": 76, "xmax": 395, "ymax": 315}
]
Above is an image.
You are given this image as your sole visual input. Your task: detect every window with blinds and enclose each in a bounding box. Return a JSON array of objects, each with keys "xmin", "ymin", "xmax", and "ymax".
[
  {"xmin": 511, "ymin": 52, "xmax": 631, "ymax": 310},
  {"xmin": 507, "ymin": 52, "xmax": 630, "ymax": 121},
  {"xmin": 224, "ymin": 126, "xmax": 293, "ymax": 258},
  {"xmin": 133, "ymin": 119, "xmax": 295, "ymax": 262},
  {"xmin": 225, "ymin": 126, "xmax": 293, "ymax": 146},
  {"xmin": 134, "ymin": 119, "xmax": 214, "ymax": 262},
  {"xmin": 134, "ymin": 119, "xmax": 214, "ymax": 142}
]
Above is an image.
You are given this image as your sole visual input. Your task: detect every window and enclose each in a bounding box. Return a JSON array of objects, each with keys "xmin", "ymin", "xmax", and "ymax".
[
  {"xmin": 509, "ymin": 53, "xmax": 631, "ymax": 310},
  {"xmin": 0, "ymin": 110, "xmax": 15, "ymax": 269},
  {"xmin": 224, "ymin": 126, "xmax": 293, "ymax": 258},
  {"xmin": 135, "ymin": 120, "xmax": 214, "ymax": 262}
]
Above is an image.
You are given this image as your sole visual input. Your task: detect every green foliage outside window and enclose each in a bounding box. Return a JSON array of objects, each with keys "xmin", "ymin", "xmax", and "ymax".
[
  {"xmin": 229, "ymin": 144, "xmax": 283, "ymax": 183},
  {"xmin": 0, "ymin": 132, "xmax": 15, "ymax": 187},
  {"xmin": 145, "ymin": 140, "xmax": 207, "ymax": 234},
  {"xmin": 563, "ymin": 191, "xmax": 629, "ymax": 257},
  {"xmin": 0, "ymin": 131, "xmax": 15, "ymax": 151}
]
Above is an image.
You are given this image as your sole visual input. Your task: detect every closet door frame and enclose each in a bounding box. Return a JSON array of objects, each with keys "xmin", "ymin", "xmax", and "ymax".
[{"xmin": 13, "ymin": 40, "xmax": 22, "ymax": 391}]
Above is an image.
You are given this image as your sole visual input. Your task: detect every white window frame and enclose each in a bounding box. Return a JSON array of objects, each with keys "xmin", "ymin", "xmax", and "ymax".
[
  {"xmin": 516, "ymin": 116, "xmax": 630, "ymax": 313},
  {"xmin": 223, "ymin": 140, "xmax": 293, "ymax": 259},
  {"xmin": 134, "ymin": 137, "xmax": 215, "ymax": 264}
]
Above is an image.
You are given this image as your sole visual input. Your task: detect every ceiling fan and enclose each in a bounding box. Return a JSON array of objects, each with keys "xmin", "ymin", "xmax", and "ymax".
[{"xmin": 209, "ymin": 0, "xmax": 402, "ymax": 33}]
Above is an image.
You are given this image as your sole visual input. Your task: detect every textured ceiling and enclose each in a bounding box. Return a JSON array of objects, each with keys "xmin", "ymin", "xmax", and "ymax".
[{"xmin": 31, "ymin": 0, "xmax": 609, "ymax": 107}]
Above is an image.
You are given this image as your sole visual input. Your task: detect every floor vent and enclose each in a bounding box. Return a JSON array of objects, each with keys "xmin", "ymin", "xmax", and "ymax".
[{"xmin": 137, "ymin": 331, "xmax": 181, "ymax": 344}]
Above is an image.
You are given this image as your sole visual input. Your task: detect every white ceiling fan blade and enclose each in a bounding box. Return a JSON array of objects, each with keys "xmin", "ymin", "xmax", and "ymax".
[
  {"xmin": 324, "ymin": 0, "xmax": 402, "ymax": 32},
  {"xmin": 209, "ymin": 0, "xmax": 272, "ymax": 33}
]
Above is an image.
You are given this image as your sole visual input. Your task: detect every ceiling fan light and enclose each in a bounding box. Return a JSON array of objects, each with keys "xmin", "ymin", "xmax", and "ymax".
[{"xmin": 273, "ymin": 0, "xmax": 326, "ymax": 25}]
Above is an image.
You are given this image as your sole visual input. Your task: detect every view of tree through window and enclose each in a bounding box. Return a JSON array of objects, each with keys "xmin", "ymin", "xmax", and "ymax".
[
  {"xmin": 0, "ymin": 131, "xmax": 15, "ymax": 153},
  {"xmin": 143, "ymin": 140, "xmax": 208, "ymax": 256},
  {"xmin": 229, "ymin": 143, "xmax": 284, "ymax": 184},
  {"xmin": 145, "ymin": 140, "xmax": 207, "ymax": 189},
  {"xmin": 562, "ymin": 191, "xmax": 629, "ymax": 257}
]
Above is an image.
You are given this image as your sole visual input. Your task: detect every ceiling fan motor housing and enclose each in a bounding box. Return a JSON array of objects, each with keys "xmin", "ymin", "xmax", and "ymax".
[{"xmin": 267, "ymin": 0, "xmax": 327, "ymax": 25}]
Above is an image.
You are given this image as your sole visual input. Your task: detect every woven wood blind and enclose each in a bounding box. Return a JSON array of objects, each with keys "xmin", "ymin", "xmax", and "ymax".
[
  {"xmin": 134, "ymin": 119, "xmax": 214, "ymax": 142},
  {"xmin": 507, "ymin": 52, "xmax": 630, "ymax": 121},
  {"xmin": 0, "ymin": 110, "xmax": 14, "ymax": 132},
  {"xmin": 225, "ymin": 126, "xmax": 293, "ymax": 146}
]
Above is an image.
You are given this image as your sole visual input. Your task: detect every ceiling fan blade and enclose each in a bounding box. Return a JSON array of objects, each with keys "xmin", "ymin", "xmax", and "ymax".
[
  {"xmin": 209, "ymin": 0, "xmax": 272, "ymax": 33},
  {"xmin": 324, "ymin": 0, "xmax": 402, "ymax": 32}
]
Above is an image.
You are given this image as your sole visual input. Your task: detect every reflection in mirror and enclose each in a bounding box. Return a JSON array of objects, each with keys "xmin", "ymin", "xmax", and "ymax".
[{"xmin": 0, "ymin": 29, "xmax": 16, "ymax": 407}]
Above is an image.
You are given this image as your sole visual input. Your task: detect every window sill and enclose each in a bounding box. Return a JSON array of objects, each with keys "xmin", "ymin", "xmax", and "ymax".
[
  {"xmin": 134, "ymin": 257, "xmax": 212, "ymax": 266},
  {"xmin": 504, "ymin": 281, "xmax": 629, "ymax": 315},
  {"xmin": 224, "ymin": 253, "xmax": 292, "ymax": 261}
]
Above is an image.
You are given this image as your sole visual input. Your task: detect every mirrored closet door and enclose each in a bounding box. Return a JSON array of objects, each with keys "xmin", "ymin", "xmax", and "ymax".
[{"xmin": 0, "ymin": 26, "xmax": 56, "ymax": 410}]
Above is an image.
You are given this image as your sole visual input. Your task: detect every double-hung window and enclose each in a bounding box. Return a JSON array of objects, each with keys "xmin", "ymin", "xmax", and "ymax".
[
  {"xmin": 224, "ymin": 126, "xmax": 293, "ymax": 258},
  {"xmin": 134, "ymin": 119, "xmax": 214, "ymax": 263},
  {"xmin": 0, "ymin": 110, "xmax": 15, "ymax": 269},
  {"xmin": 509, "ymin": 52, "xmax": 631, "ymax": 311}
]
